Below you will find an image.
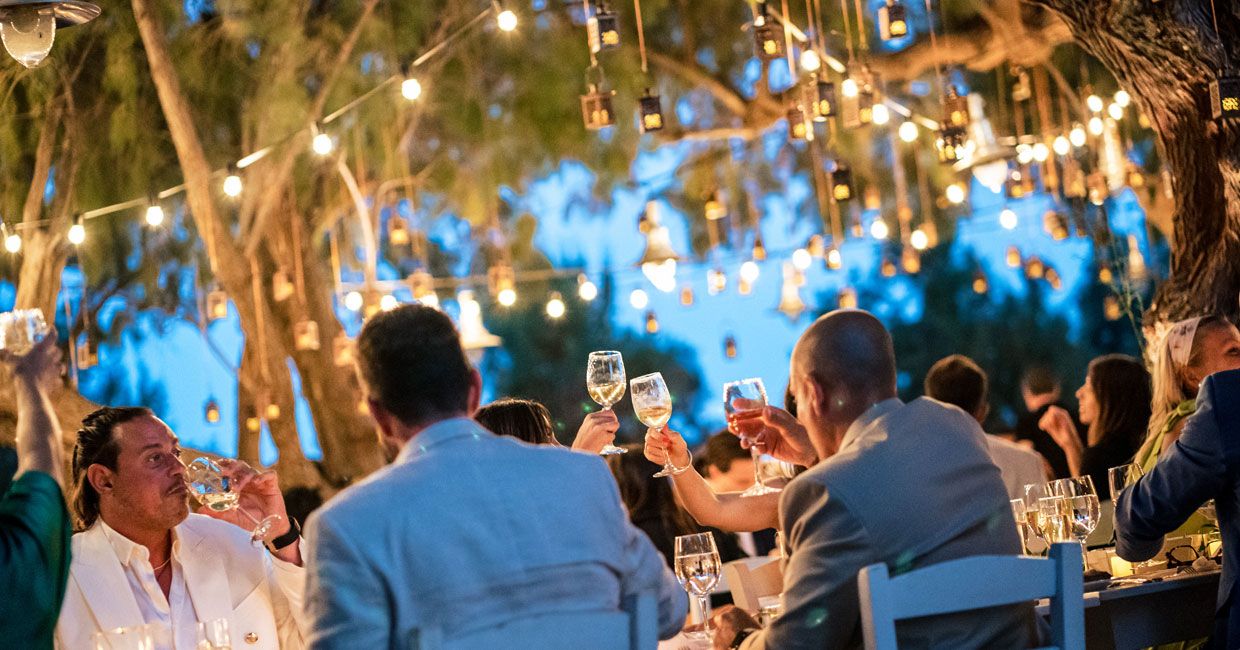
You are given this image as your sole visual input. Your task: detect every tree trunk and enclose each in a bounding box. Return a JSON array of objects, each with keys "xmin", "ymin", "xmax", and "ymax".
[{"xmin": 1029, "ymin": 0, "xmax": 1240, "ymax": 342}]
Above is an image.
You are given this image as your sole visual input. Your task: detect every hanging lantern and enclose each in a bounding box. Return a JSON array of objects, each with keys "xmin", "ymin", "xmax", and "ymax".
[
  {"xmin": 638, "ymin": 89, "xmax": 664, "ymax": 133},
  {"xmin": 266, "ymin": 401, "xmax": 281, "ymax": 421},
  {"xmin": 206, "ymin": 289, "xmax": 229, "ymax": 321},
  {"xmin": 581, "ymin": 67, "xmax": 616, "ymax": 130},
  {"xmin": 708, "ymin": 268, "xmax": 727, "ymax": 295},
  {"xmin": 1126, "ymin": 162, "xmax": 1145, "ymax": 188},
  {"xmin": 409, "ymin": 269, "xmax": 435, "ymax": 302},
  {"xmin": 901, "ymin": 248, "xmax": 921, "ymax": 274},
  {"xmin": 787, "ymin": 104, "xmax": 809, "ymax": 141},
  {"xmin": 724, "ymin": 334, "xmax": 738, "ymax": 359},
  {"xmin": 645, "ymin": 311, "xmax": 659, "ymax": 334},
  {"xmin": 878, "ymin": 0, "xmax": 908, "ymax": 40},
  {"xmin": 936, "ymin": 86, "xmax": 970, "ymax": 163},
  {"xmin": 837, "ymin": 287, "xmax": 858, "ymax": 309},
  {"xmin": 587, "ymin": 1, "xmax": 620, "ymax": 53},
  {"xmin": 1046, "ymin": 267, "xmax": 1063, "ymax": 290},
  {"xmin": 752, "ymin": 234, "xmax": 767, "ymax": 261},
  {"xmin": 1006, "ymin": 163, "xmax": 1035, "ymax": 198},
  {"xmin": 880, "ymin": 258, "xmax": 897, "ymax": 278},
  {"xmin": 842, "ymin": 76, "xmax": 875, "ymax": 129},
  {"xmin": 388, "ymin": 216, "xmax": 410, "ymax": 246},
  {"xmin": 294, "ymin": 320, "xmax": 321, "ymax": 351},
  {"xmin": 246, "ymin": 416, "xmax": 261, "ymax": 433},
  {"xmin": 1025, "ymin": 256, "xmax": 1045, "ymax": 279},
  {"xmin": 1099, "ymin": 262, "xmax": 1114, "ymax": 285},
  {"xmin": 1104, "ymin": 295, "xmax": 1122, "ymax": 321},
  {"xmin": 826, "ymin": 245, "xmax": 842, "ymax": 269},
  {"xmin": 637, "ymin": 201, "xmax": 682, "ymax": 293},
  {"xmin": 753, "ymin": 2, "xmax": 784, "ymax": 62},
  {"xmin": 705, "ymin": 192, "xmax": 727, "ymax": 221},
  {"xmin": 831, "ymin": 166, "xmax": 853, "ymax": 201},
  {"xmin": 864, "ymin": 187, "xmax": 881, "ymax": 211},
  {"xmin": 75, "ymin": 338, "xmax": 96, "ymax": 369},
  {"xmin": 1011, "ymin": 67, "xmax": 1032, "ymax": 102},
  {"xmin": 205, "ymin": 399, "xmax": 220, "ymax": 424},
  {"xmin": 1087, "ymin": 171, "xmax": 1109, "ymax": 206},
  {"xmin": 738, "ymin": 277, "xmax": 753, "ymax": 295},
  {"xmin": 777, "ymin": 262, "xmax": 806, "ymax": 320},
  {"xmin": 1062, "ymin": 160, "xmax": 1087, "ymax": 199},
  {"xmin": 1127, "ymin": 234, "xmax": 1147, "ymax": 280},
  {"xmin": 1043, "ymin": 211, "xmax": 1070, "ymax": 241},
  {"xmin": 807, "ymin": 75, "xmax": 836, "ymax": 121},
  {"xmin": 333, "ymin": 333, "xmax": 355, "ymax": 367},
  {"xmin": 488, "ymin": 264, "xmax": 516, "ymax": 298},
  {"xmin": 972, "ymin": 270, "xmax": 989, "ymax": 294},
  {"xmin": 943, "ymin": 85, "xmax": 970, "ymax": 128},
  {"xmin": 457, "ymin": 290, "xmax": 503, "ymax": 362},
  {"xmin": 1208, "ymin": 70, "xmax": 1240, "ymax": 120},
  {"xmin": 680, "ymin": 285, "xmax": 695, "ymax": 306},
  {"xmin": 807, "ymin": 234, "xmax": 825, "ymax": 258},
  {"xmin": 1006, "ymin": 246, "xmax": 1022, "ymax": 268},
  {"xmin": 272, "ymin": 269, "xmax": 295, "ymax": 303}
]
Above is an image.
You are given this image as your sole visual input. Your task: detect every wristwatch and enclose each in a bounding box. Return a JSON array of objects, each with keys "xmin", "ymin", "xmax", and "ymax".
[
  {"xmin": 729, "ymin": 628, "xmax": 757, "ymax": 650},
  {"xmin": 265, "ymin": 517, "xmax": 301, "ymax": 552}
]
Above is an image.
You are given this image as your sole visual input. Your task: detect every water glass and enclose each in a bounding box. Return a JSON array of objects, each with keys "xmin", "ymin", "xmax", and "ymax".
[
  {"xmin": 674, "ymin": 532, "xmax": 722, "ymax": 640},
  {"xmin": 586, "ymin": 351, "xmax": 627, "ymax": 455},
  {"xmin": 92, "ymin": 624, "xmax": 155, "ymax": 650},
  {"xmin": 0, "ymin": 308, "xmax": 49, "ymax": 354},
  {"xmin": 196, "ymin": 618, "xmax": 231, "ymax": 650}
]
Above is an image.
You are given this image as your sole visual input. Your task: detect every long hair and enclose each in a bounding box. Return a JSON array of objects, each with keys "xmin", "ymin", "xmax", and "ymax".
[
  {"xmin": 1139, "ymin": 315, "xmax": 1230, "ymax": 459},
  {"xmin": 474, "ymin": 398, "xmax": 557, "ymax": 445},
  {"xmin": 1085, "ymin": 355, "xmax": 1150, "ymax": 449},
  {"xmin": 71, "ymin": 407, "xmax": 152, "ymax": 531}
]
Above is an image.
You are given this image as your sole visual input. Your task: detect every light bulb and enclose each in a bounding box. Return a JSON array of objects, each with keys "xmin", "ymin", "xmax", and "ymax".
[
  {"xmin": 497, "ymin": 288, "xmax": 516, "ymax": 306},
  {"xmin": 401, "ymin": 77, "xmax": 422, "ymax": 101},
  {"xmin": 1087, "ymin": 95, "xmax": 1103, "ymax": 113},
  {"xmin": 68, "ymin": 223, "xmax": 85, "ymax": 245},
  {"xmin": 629, "ymin": 289, "xmax": 649, "ymax": 309},
  {"xmin": 910, "ymin": 229, "xmax": 928, "ymax": 250},
  {"xmin": 380, "ymin": 294, "xmax": 398, "ymax": 311},
  {"xmin": 841, "ymin": 78, "xmax": 858, "ymax": 98},
  {"xmin": 641, "ymin": 259, "xmax": 678, "ymax": 293},
  {"xmin": 871, "ymin": 103, "xmax": 890, "ymax": 125},
  {"xmin": 546, "ymin": 293, "xmax": 565, "ymax": 318},
  {"xmin": 1000, "ymin": 208, "xmax": 1018, "ymax": 230},
  {"xmin": 4, "ymin": 231, "xmax": 19, "ymax": 253},
  {"xmin": 344, "ymin": 291, "xmax": 363, "ymax": 311},
  {"xmin": 1032, "ymin": 143, "xmax": 1050, "ymax": 162},
  {"xmin": 1, "ymin": 5, "xmax": 56, "ymax": 68},
  {"xmin": 459, "ymin": 292, "xmax": 481, "ymax": 319},
  {"xmin": 1053, "ymin": 136, "xmax": 1070, "ymax": 156},
  {"xmin": 312, "ymin": 132, "xmax": 333, "ymax": 155},
  {"xmin": 791, "ymin": 248, "xmax": 812, "ymax": 271},
  {"xmin": 1016, "ymin": 144, "xmax": 1033, "ymax": 164},
  {"xmin": 946, "ymin": 183, "xmax": 966, "ymax": 204},
  {"xmin": 578, "ymin": 279, "xmax": 598, "ymax": 301},
  {"xmin": 1108, "ymin": 102, "xmax": 1123, "ymax": 120},
  {"xmin": 1069, "ymin": 127, "xmax": 1086, "ymax": 147},
  {"xmin": 145, "ymin": 204, "xmax": 164, "ymax": 227},
  {"xmin": 870, "ymin": 219, "xmax": 889, "ymax": 239},
  {"xmin": 800, "ymin": 49, "xmax": 820, "ymax": 72},
  {"xmin": 496, "ymin": 9, "xmax": 518, "ymax": 31},
  {"xmin": 223, "ymin": 173, "xmax": 243, "ymax": 197},
  {"xmin": 1089, "ymin": 117, "xmax": 1104, "ymax": 135},
  {"xmin": 898, "ymin": 121, "xmax": 918, "ymax": 142},
  {"xmin": 1115, "ymin": 90, "xmax": 1131, "ymax": 108},
  {"xmin": 827, "ymin": 246, "xmax": 843, "ymax": 268},
  {"xmin": 739, "ymin": 260, "xmax": 760, "ymax": 284}
]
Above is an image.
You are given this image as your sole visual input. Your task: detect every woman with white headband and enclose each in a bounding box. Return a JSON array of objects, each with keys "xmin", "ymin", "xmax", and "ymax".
[{"xmin": 1136, "ymin": 314, "xmax": 1240, "ymax": 472}]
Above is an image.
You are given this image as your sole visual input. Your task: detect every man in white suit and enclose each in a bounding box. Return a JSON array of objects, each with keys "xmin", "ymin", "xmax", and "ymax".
[
  {"xmin": 303, "ymin": 304, "xmax": 686, "ymax": 649},
  {"xmin": 714, "ymin": 311, "xmax": 1034, "ymax": 650},
  {"xmin": 55, "ymin": 407, "xmax": 305, "ymax": 650}
]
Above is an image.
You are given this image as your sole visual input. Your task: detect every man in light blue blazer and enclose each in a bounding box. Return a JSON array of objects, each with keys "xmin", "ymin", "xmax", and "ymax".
[
  {"xmin": 1115, "ymin": 368, "xmax": 1240, "ymax": 649},
  {"xmin": 303, "ymin": 305, "xmax": 687, "ymax": 650}
]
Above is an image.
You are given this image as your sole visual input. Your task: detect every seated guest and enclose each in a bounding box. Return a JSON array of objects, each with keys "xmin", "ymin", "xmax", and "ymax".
[
  {"xmin": 303, "ymin": 305, "xmax": 686, "ymax": 648},
  {"xmin": 1038, "ymin": 354, "xmax": 1151, "ymax": 500},
  {"xmin": 55, "ymin": 407, "xmax": 306, "ymax": 650},
  {"xmin": 698, "ymin": 432, "xmax": 778, "ymax": 556},
  {"xmin": 1115, "ymin": 368, "xmax": 1240, "ymax": 648},
  {"xmin": 712, "ymin": 310, "xmax": 1033, "ymax": 650},
  {"xmin": 475, "ymin": 396, "xmax": 620, "ymax": 452},
  {"xmin": 924, "ymin": 355, "xmax": 1047, "ymax": 500},
  {"xmin": 606, "ymin": 443, "xmax": 746, "ymax": 568},
  {"xmin": 0, "ymin": 332, "xmax": 71, "ymax": 650},
  {"xmin": 1012, "ymin": 365, "xmax": 1079, "ymax": 479}
]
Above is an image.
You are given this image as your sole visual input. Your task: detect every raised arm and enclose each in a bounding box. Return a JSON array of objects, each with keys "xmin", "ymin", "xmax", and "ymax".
[
  {"xmin": 3, "ymin": 331, "xmax": 65, "ymax": 487},
  {"xmin": 644, "ymin": 428, "xmax": 779, "ymax": 532}
]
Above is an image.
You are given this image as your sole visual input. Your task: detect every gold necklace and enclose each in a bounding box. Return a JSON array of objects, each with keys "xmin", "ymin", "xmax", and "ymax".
[{"xmin": 151, "ymin": 555, "xmax": 172, "ymax": 575}]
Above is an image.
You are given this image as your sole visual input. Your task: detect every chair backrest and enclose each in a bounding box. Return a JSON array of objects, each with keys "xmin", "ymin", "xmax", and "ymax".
[
  {"xmin": 413, "ymin": 593, "xmax": 657, "ymax": 650},
  {"xmin": 724, "ymin": 556, "xmax": 784, "ymax": 612},
  {"xmin": 857, "ymin": 543, "xmax": 1084, "ymax": 650}
]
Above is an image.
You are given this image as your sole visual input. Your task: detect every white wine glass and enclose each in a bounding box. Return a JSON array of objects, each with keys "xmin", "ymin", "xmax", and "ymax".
[
  {"xmin": 1108, "ymin": 463, "xmax": 1156, "ymax": 579},
  {"xmin": 723, "ymin": 378, "xmax": 781, "ymax": 497},
  {"xmin": 674, "ymin": 532, "xmax": 722, "ymax": 640},
  {"xmin": 587, "ymin": 351, "xmax": 627, "ymax": 455},
  {"xmin": 1048, "ymin": 476, "xmax": 1101, "ymax": 566},
  {"xmin": 1037, "ymin": 497, "xmax": 1073, "ymax": 544},
  {"xmin": 92, "ymin": 624, "xmax": 155, "ymax": 650},
  {"xmin": 183, "ymin": 456, "xmax": 283, "ymax": 545},
  {"xmin": 631, "ymin": 372, "xmax": 675, "ymax": 477},
  {"xmin": 0, "ymin": 308, "xmax": 50, "ymax": 354},
  {"xmin": 1010, "ymin": 499, "xmax": 1031, "ymax": 555},
  {"xmin": 196, "ymin": 618, "xmax": 231, "ymax": 650}
]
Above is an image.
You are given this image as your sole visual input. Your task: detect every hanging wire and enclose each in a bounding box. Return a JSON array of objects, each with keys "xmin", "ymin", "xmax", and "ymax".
[
  {"xmin": 582, "ymin": 0, "xmax": 598, "ymax": 67},
  {"xmin": 634, "ymin": 0, "xmax": 649, "ymax": 73},
  {"xmin": 811, "ymin": 0, "xmax": 827, "ymax": 54},
  {"xmin": 922, "ymin": 0, "xmax": 946, "ymax": 95},
  {"xmin": 838, "ymin": 0, "xmax": 856, "ymax": 64},
  {"xmin": 852, "ymin": 0, "xmax": 868, "ymax": 55}
]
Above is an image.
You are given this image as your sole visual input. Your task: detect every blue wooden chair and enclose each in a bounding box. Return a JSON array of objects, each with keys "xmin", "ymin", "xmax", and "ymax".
[
  {"xmin": 858, "ymin": 543, "xmax": 1085, "ymax": 650},
  {"xmin": 414, "ymin": 593, "xmax": 657, "ymax": 650}
]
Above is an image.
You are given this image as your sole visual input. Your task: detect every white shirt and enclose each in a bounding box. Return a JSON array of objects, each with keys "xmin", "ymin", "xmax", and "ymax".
[
  {"xmin": 100, "ymin": 520, "xmax": 198, "ymax": 650},
  {"xmin": 984, "ymin": 434, "xmax": 1047, "ymax": 501}
]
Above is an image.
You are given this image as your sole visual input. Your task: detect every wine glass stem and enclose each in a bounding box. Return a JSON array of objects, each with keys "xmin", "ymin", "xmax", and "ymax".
[
  {"xmin": 238, "ymin": 507, "xmax": 264, "ymax": 527},
  {"xmin": 661, "ymin": 427, "xmax": 675, "ymax": 471},
  {"xmin": 751, "ymin": 445, "xmax": 764, "ymax": 490},
  {"xmin": 698, "ymin": 595, "xmax": 711, "ymax": 636}
]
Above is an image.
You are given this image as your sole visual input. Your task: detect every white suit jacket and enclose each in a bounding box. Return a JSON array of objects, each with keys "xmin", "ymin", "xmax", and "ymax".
[
  {"xmin": 55, "ymin": 514, "xmax": 306, "ymax": 650},
  {"xmin": 303, "ymin": 417, "xmax": 687, "ymax": 650}
]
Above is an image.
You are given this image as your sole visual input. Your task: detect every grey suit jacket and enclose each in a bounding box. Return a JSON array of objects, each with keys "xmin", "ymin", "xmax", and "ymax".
[
  {"xmin": 741, "ymin": 398, "xmax": 1034, "ymax": 650},
  {"xmin": 303, "ymin": 417, "xmax": 687, "ymax": 650}
]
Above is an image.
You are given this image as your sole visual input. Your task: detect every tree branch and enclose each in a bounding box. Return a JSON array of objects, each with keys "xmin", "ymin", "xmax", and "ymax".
[{"xmin": 867, "ymin": 11, "xmax": 1072, "ymax": 80}]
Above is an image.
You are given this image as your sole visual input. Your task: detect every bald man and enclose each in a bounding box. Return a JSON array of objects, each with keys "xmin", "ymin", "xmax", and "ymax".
[{"xmin": 716, "ymin": 310, "xmax": 1034, "ymax": 650}]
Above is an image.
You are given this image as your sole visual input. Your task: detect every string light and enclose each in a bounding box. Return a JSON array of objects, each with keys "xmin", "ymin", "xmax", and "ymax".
[
  {"xmin": 223, "ymin": 167, "xmax": 243, "ymax": 198},
  {"xmin": 870, "ymin": 219, "xmax": 889, "ymax": 239},
  {"xmin": 1000, "ymin": 208, "xmax": 1018, "ymax": 230},
  {"xmin": 791, "ymin": 248, "xmax": 812, "ymax": 271},
  {"xmin": 898, "ymin": 121, "xmax": 918, "ymax": 142},
  {"xmin": 841, "ymin": 78, "xmax": 859, "ymax": 98},
  {"xmin": 145, "ymin": 199, "xmax": 165, "ymax": 227},
  {"xmin": 380, "ymin": 294, "xmax": 399, "ymax": 311},
  {"xmin": 344, "ymin": 291, "xmax": 363, "ymax": 311},
  {"xmin": 1053, "ymin": 136, "xmax": 1070, "ymax": 156},
  {"xmin": 546, "ymin": 291, "xmax": 565, "ymax": 318},
  {"xmin": 910, "ymin": 229, "xmax": 928, "ymax": 250},
  {"xmin": 1031, "ymin": 143, "xmax": 1050, "ymax": 162},
  {"xmin": 1087, "ymin": 95, "xmax": 1104, "ymax": 113},
  {"xmin": 630, "ymin": 288, "xmax": 649, "ymax": 309},
  {"xmin": 1089, "ymin": 117, "xmax": 1104, "ymax": 135},
  {"xmin": 1115, "ymin": 90, "xmax": 1131, "ymax": 107},
  {"xmin": 496, "ymin": 9, "xmax": 518, "ymax": 31},
  {"xmin": 577, "ymin": 274, "xmax": 598, "ymax": 301},
  {"xmin": 739, "ymin": 260, "xmax": 760, "ymax": 284},
  {"xmin": 1069, "ymin": 126, "xmax": 1086, "ymax": 147},
  {"xmin": 401, "ymin": 77, "xmax": 423, "ymax": 101},
  {"xmin": 68, "ymin": 214, "xmax": 85, "ymax": 245},
  {"xmin": 800, "ymin": 49, "xmax": 820, "ymax": 71},
  {"xmin": 1108, "ymin": 102, "xmax": 1123, "ymax": 120},
  {"xmin": 312, "ymin": 123, "xmax": 334, "ymax": 155},
  {"xmin": 826, "ymin": 246, "xmax": 843, "ymax": 268},
  {"xmin": 497, "ymin": 288, "xmax": 517, "ymax": 306},
  {"xmin": 945, "ymin": 183, "xmax": 966, "ymax": 204},
  {"xmin": 3, "ymin": 224, "xmax": 19, "ymax": 253},
  {"xmin": 871, "ymin": 103, "xmax": 890, "ymax": 125}
]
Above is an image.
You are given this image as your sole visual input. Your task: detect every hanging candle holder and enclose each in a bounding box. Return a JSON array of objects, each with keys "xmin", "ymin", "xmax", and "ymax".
[
  {"xmin": 408, "ymin": 269, "xmax": 435, "ymax": 303},
  {"xmin": 878, "ymin": 0, "xmax": 908, "ymax": 41},
  {"xmin": 1025, "ymin": 256, "xmax": 1046, "ymax": 279},
  {"xmin": 901, "ymin": 247, "xmax": 921, "ymax": 274},
  {"xmin": 1043, "ymin": 211, "xmax": 1070, "ymax": 241},
  {"xmin": 1087, "ymin": 171, "xmax": 1109, "ymax": 206},
  {"xmin": 841, "ymin": 74, "xmax": 876, "ymax": 129},
  {"xmin": 831, "ymin": 165, "xmax": 853, "ymax": 201},
  {"xmin": 639, "ymin": 88, "xmax": 664, "ymax": 133},
  {"xmin": 680, "ymin": 285, "xmax": 694, "ymax": 306},
  {"xmin": 708, "ymin": 268, "xmax": 727, "ymax": 295},
  {"xmin": 936, "ymin": 85, "xmax": 970, "ymax": 163},
  {"xmin": 205, "ymin": 399, "xmax": 221, "ymax": 424},
  {"xmin": 752, "ymin": 234, "xmax": 767, "ymax": 261},
  {"xmin": 333, "ymin": 333, "xmax": 355, "ymax": 367},
  {"xmin": 587, "ymin": 1, "xmax": 621, "ymax": 53},
  {"xmin": 806, "ymin": 74, "xmax": 836, "ymax": 122},
  {"xmin": 272, "ymin": 269, "xmax": 295, "ymax": 303},
  {"xmin": 75, "ymin": 338, "xmax": 97, "ymax": 369},
  {"xmin": 580, "ymin": 66, "xmax": 616, "ymax": 130},
  {"xmin": 1209, "ymin": 69, "xmax": 1240, "ymax": 121},
  {"xmin": 1062, "ymin": 160, "xmax": 1087, "ymax": 198},
  {"xmin": 943, "ymin": 85, "xmax": 970, "ymax": 128},
  {"xmin": 294, "ymin": 320, "xmax": 321, "ymax": 351},
  {"xmin": 972, "ymin": 270, "xmax": 989, "ymax": 294},
  {"xmin": 786, "ymin": 100, "xmax": 809, "ymax": 141},
  {"xmin": 487, "ymin": 264, "xmax": 516, "ymax": 298},
  {"xmin": 206, "ymin": 287, "xmax": 229, "ymax": 321},
  {"xmin": 645, "ymin": 311, "xmax": 659, "ymax": 334},
  {"xmin": 1006, "ymin": 246, "xmax": 1022, "ymax": 268},
  {"xmin": 1006, "ymin": 163, "xmax": 1035, "ymax": 199},
  {"xmin": 880, "ymin": 258, "xmax": 897, "ymax": 278},
  {"xmin": 388, "ymin": 215, "xmax": 411, "ymax": 246},
  {"xmin": 724, "ymin": 334, "xmax": 738, "ymax": 359},
  {"xmin": 753, "ymin": 1, "xmax": 785, "ymax": 62},
  {"xmin": 837, "ymin": 287, "xmax": 858, "ymax": 309}
]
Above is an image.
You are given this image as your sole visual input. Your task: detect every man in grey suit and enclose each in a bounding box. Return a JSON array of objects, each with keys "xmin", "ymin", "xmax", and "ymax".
[
  {"xmin": 714, "ymin": 310, "xmax": 1033, "ymax": 650},
  {"xmin": 302, "ymin": 305, "xmax": 687, "ymax": 649},
  {"xmin": 1115, "ymin": 368, "xmax": 1240, "ymax": 649}
]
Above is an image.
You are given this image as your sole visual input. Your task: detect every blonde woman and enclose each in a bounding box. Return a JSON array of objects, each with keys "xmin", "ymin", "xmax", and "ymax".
[{"xmin": 1138, "ymin": 315, "xmax": 1240, "ymax": 471}]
